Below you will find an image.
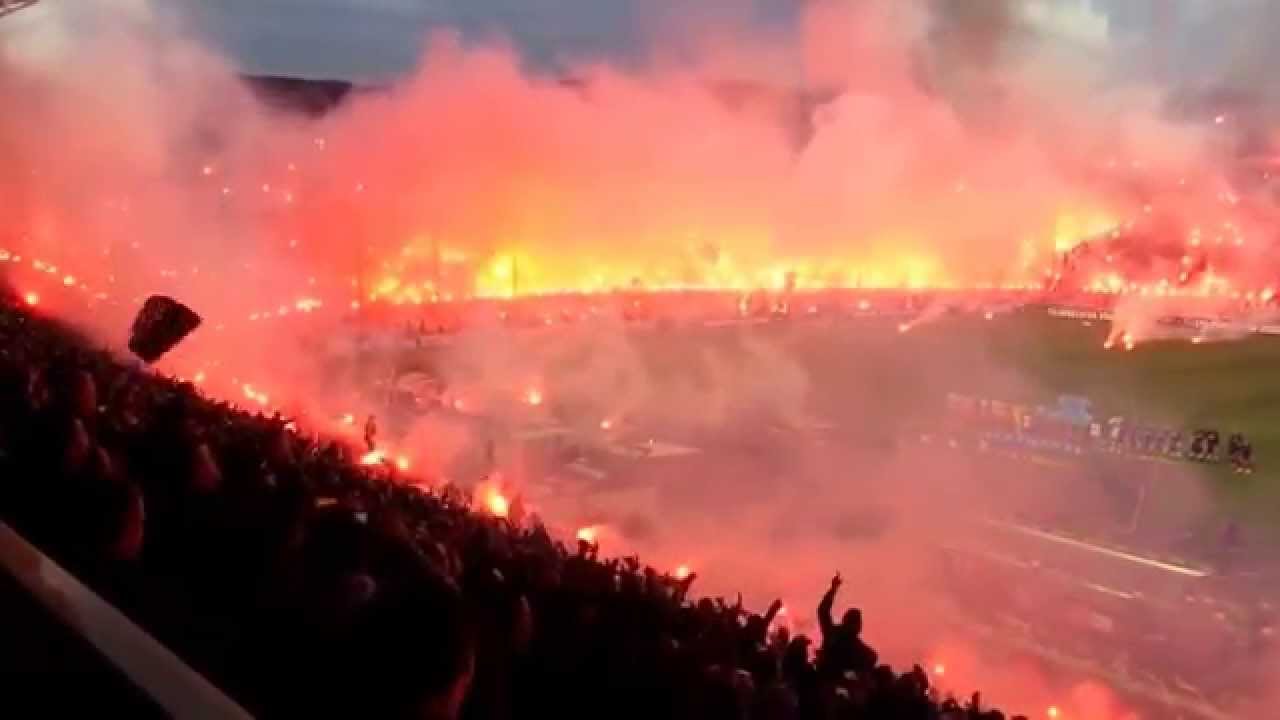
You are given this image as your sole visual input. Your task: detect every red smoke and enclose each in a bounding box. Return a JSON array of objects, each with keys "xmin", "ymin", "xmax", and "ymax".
[{"xmin": 1, "ymin": 4, "xmax": 1276, "ymax": 715}]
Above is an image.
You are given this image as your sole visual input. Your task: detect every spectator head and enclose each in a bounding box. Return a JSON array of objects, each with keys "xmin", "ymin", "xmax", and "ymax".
[
  {"xmin": 62, "ymin": 417, "xmax": 91, "ymax": 474},
  {"xmin": 841, "ymin": 607, "xmax": 863, "ymax": 635},
  {"xmin": 316, "ymin": 573, "xmax": 474, "ymax": 720},
  {"xmin": 68, "ymin": 368, "xmax": 98, "ymax": 419},
  {"xmin": 190, "ymin": 442, "xmax": 222, "ymax": 494},
  {"xmin": 782, "ymin": 636, "xmax": 812, "ymax": 673},
  {"xmin": 112, "ymin": 481, "xmax": 145, "ymax": 562}
]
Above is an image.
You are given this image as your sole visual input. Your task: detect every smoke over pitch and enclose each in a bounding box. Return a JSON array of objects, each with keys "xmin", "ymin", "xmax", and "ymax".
[
  {"xmin": 0, "ymin": 1, "xmax": 1249, "ymax": 306},
  {"xmin": 0, "ymin": 2, "xmax": 1267, "ymax": 715}
]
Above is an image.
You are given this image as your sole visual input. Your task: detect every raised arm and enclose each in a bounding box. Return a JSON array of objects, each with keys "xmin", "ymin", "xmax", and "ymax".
[
  {"xmin": 818, "ymin": 573, "xmax": 841, "ymax": 638},
  {"xmin": 763, "ymin": 598, "xmax": 784, "ymax": 628}
]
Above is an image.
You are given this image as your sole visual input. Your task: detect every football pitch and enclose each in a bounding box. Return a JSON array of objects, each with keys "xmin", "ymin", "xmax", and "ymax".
[{"xmin": 898, "ymin": 307, "xmax": 1280, "ymax": 527}]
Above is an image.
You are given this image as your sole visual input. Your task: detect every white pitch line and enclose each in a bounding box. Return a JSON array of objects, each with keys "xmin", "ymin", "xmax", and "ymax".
[{"xmin": 985, "ymin": 520, "xmax": 1209, "ymax": 578}]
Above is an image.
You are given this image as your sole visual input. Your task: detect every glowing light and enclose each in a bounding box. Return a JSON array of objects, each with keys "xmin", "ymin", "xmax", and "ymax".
[
  {"xmin": 23, "ymin": 292, "xmax": 39, "ymax": 307},
  {"xmin": 674, "ymin": 564, "xmax": 692, "ymax": 580},
  {"xmin": 897, "ymin": 323, "xmax": 910, "ymax": 334},
  {"xmin": 599, "ymin": 418, "xmax": 613, "ymax": 430},
  {"xmin": 294, "ymin": 297, "xmax": 323, "ymax": 313},
  {"xmin": 360, "ymin": 450, "xmax": 386, "ymax": 466},
  {"xmin": 1046, "ymin": 706, "xmax": 1060, "ymax": 719},
  {"xmin": 932, "ymin": 663, "xmax": 946, "ymax": 676},
  {"xmin": 1122, "ymin": 332, "xmax": 1135, "ymax": 351},
  {"xmin": 340, "ymin": 413, "xmax": 356, "ymax": 426},
  {"xmin": 62, "ymin": 275, "xmax": 75, "ymax": 287},
  {"xmin": 576, "ymin": 526, "xmax": 598, "ymax": 544},
  {"xmin": 241, "ymin": 384, "xmax": 271, "ymax": 406},
  {"xmin": 193, "ymin": 371, "xmax": 207, "ymax": 384},
  {"xmin": 486, "ymin": 490, "xmax": 510, "ymax": 518},
  {"xmin": 525, "ymin": 388, "xmax": 544, "ymax": 406},
  {"xmin": 395, "ymin": 455, "xmax": 410, "ymax": 471}
]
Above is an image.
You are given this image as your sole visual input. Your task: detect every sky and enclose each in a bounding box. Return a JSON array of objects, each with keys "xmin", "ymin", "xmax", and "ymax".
[
  {"xmin": 157, "ymin": 0, "xmax": 1275, "ymax": 90},
  {"xmin": 151, "ymin": 0, "xmax": 1144, "ymax": 83},
  {"xmin": 4, "ymin": 0, "xmax": 1271, "ymax": 89},
  {"xmin": 160, "ymin": 0, "xmax": 802, "ymax": 82}
]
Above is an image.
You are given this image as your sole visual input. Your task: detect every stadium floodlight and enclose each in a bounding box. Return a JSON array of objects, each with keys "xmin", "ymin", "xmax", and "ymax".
[{"xmin": 0, "ymin": 0, "xmax": 41, "ymax": 20}]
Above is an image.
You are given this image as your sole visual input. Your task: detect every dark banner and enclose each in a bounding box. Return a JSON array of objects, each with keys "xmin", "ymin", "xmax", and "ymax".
[{"xmin": 128, "ymin": 295, "xmax": 202, "ymax": 364}]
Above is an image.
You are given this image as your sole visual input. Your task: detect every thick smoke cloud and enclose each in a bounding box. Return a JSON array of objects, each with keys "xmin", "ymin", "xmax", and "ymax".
[{"xmin": 0, "ymin": 2, "xmax": 1271, "ymax": 716}]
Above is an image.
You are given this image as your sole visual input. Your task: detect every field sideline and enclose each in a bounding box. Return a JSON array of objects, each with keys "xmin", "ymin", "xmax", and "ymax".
[{"xmin": 930, "ymin": 307, "xmax": 1280, "ymax": 528}]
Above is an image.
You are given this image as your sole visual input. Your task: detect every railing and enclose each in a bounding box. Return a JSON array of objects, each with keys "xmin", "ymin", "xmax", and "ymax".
[
  {"xmin": 0, "ymin": 1, "xmax": 41, "ymax": 20},
  {"xmin": 0, "ymin": 522, "xmax": 252, "ymax": 719}
]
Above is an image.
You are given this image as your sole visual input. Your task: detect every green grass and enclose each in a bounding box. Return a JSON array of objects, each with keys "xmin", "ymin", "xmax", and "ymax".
[
  {"xmin": 927, "ymin": 307, "xmax": 1280, "ymax": 527},
  {"xmin": 527, "ymin": 307, "xmax": 1280, "ymax": 530}
]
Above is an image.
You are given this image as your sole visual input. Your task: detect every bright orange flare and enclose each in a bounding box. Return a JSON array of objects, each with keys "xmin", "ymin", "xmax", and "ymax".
[
  {"xmin": 525, "ymin": 388, "xmax": 544, "ymax": 406},
  {"xmin": 23, "ymin": 292, "xmax": 39, "ymax": 307},
  {"xmin": 576, "ymin": 526, "xmax": 598, "ymax": 544},
  {"xmin": 487, "ymin": 491, "xmax": 510, "ymax": 518},
  {"xmin": 360, "ymin": 450, "xmax": 385, "ymax": 466},
  {"xmin": 674, "ymin": 564, "xmax": 692, "ymax": 580}
]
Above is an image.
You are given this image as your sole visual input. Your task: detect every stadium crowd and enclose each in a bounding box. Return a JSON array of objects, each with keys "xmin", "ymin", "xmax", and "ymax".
[{"xmin": 0, "ymin": 292, "xmax": 1023, "ymax": 719}]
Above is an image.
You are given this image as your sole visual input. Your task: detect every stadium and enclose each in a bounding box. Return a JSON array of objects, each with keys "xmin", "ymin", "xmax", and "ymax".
[{"xmin": 4, "ymin": 1, "xmax": 1280, "ymax": 719}]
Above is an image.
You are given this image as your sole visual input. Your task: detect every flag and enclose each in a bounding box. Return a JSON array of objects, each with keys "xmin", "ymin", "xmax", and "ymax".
[{"xmin": 128, "ymin": 295, "xmax": 202, "ymax": 363}]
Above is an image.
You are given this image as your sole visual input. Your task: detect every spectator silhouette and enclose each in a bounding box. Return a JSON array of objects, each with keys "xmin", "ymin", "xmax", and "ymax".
[{"xmin": 816, "ymin": 574, "xmax": 878, "ymax": 681}]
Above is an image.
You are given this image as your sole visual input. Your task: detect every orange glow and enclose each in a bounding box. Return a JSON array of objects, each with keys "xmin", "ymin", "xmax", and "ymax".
[
  {"xmin": 395, "ymin": 455, "xmax": 410, "ymax": 471},
  {"xmin": 23, "ymin": 292, "xmax": 39, "ymax": 307},
  {"xmin": 674, "ymin": 564, "xmax": 692, "ymax": 580},
  {"xmin": 576, "ymin": 526, "xmax": 598, "ymax": 544},
  {"xmin": 360, "ymin": 450, "xmax": 385, "ymax": 466},
  {"xmin": 1047, "ymin": 707, "xmax": 1061, "ymax": 719},
  {"xmin": 487, "ymin": 491, "xmax": 510, "ymax": 518},
  {"xmin": 599, "ymin": 418, "xmax": 613, "ymax": 431},
  {"xmin": 525, "ymin": 388, "xmax": 544, "ymax": 407}
]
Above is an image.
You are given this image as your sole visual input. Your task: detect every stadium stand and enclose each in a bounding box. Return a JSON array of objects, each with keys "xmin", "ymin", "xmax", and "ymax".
[{"xmin": 0, "ymin": 289, "xmax": 1019, "ymax": 719}]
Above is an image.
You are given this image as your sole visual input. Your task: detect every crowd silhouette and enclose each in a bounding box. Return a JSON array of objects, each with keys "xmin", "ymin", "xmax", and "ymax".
[{"xmin": 0, "ymin": 294, "xmax": 1021, "ymax": 719}]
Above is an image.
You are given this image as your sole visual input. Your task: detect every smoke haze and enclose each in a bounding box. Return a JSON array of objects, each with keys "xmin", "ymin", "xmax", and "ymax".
[{"xmin": 3, "ymin": 2, "xmax": 1277, "ymax": 716}]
